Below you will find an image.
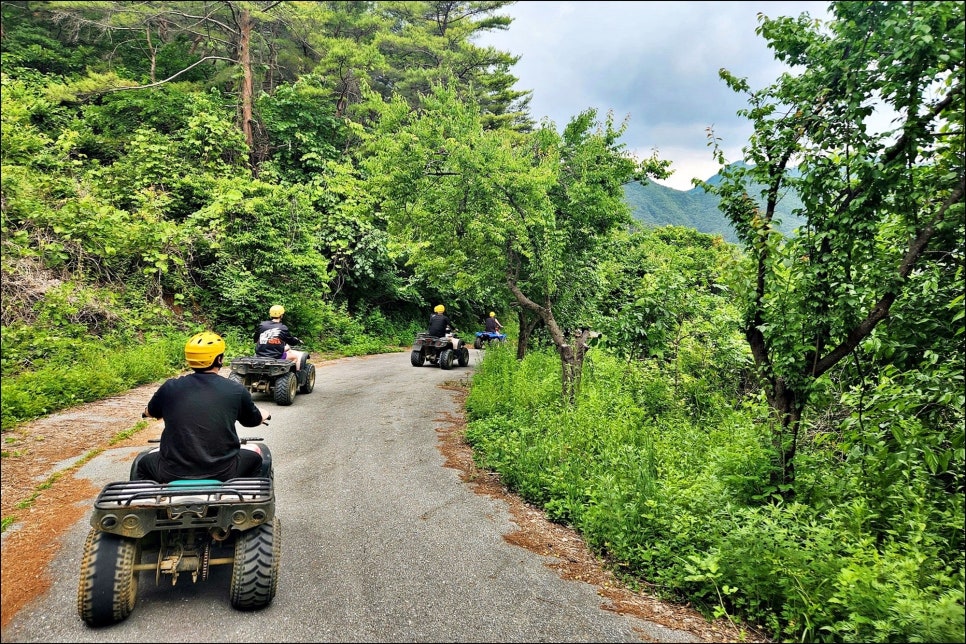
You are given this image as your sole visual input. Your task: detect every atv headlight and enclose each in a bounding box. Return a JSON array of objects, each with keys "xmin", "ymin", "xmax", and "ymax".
[
  {"xmin": 98, "ymin": 514, "xmax": 118, "ymax": 530},
  {"xmin": 122, "ymin": 514, "xmax": 141, "ymax": 531}
]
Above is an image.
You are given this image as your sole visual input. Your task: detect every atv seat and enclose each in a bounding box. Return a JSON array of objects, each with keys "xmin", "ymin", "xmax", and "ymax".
[{"xmin": 169, "ymin": 479, "xmax": 222, "ymax": 486}]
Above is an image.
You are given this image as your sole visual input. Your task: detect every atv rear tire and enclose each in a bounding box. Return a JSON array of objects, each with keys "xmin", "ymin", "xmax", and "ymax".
[
  {"xmin": 230, "ymin": 519, "xmax": 281, "ymax": 611},
  {"xmin": 439, "ymin": 349, "xmax": 454, "ymax": 370},
  {"xmin": 410, "ymin": 350, "xmax": 425, "ymax": 367},
  {"xmin": 473, "ymin": 337, "xmax": 483, "ymax": 350},
  {"xmin": 458, "ymin": 347, "xmax": 470, "ymax": 366},
  {"xmin": 273, "ymin": 372, "xmax": 297, "ymax": 406},
  {"xmin": 229, "ymin": 372, "xmax": 246, "ymax": 387},
  {"xmin": 77, "ymin": 529, "xmax": 140, "ymax": 627},
  {"xmin": 299, "ymin": 363, "xmax": 316, "ymax": 394}
]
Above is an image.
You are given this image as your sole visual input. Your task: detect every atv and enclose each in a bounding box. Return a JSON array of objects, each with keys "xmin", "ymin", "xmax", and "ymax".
[
  {"xmin": 228, "ymin": 351, "xmax": 316, "ymax": 406},
  {"xmin": 410, "ymin": 331, "xmax": 470, "ymax": 370},
  {"xmin": 77, "ymin": 437, "xmax": 279, "ymax": 627},
  {"xmin": 473, "ymin": 330, "xmax": 507, "ymax": 350}
]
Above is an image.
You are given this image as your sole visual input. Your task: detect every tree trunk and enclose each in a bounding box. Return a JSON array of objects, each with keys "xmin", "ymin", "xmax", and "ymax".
[
  {"xmin": 238, "ymin": 8, "xmax": 254, "ymax": 164},
  {"xmin": 766, "ymin": 378, "xmax": 804, "ymax": 501},
  {"xmin": 515, "ymin": 310, "xmax": 541, "ymax": 360},
  {"xmin": 557, "ymin": 341, "xmax": 577, "ymax": 405},
  {"xmin": 571, "ymin": 328, "xmax": 597, "ymax": 398},
  {"xmin": 746, "ymin": 320, "xmax": 804, "ymax": 500},
  {"xmin": 145, "ymin": 26, "xmax": 157, "ymax": 83},
  {"xmin": 507, "ymin": 281, "xmax": 581, "ymax": 404}
]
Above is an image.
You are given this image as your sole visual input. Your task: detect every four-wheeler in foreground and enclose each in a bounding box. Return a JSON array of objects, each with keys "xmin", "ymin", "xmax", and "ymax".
[{"xmin": 77, "ymin": 437, "xmax": 280, "ymax": 627}]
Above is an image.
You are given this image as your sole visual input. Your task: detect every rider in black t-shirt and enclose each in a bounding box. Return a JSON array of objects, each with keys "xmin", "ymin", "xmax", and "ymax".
[
  {"xmin": 427, "ymin": 304, "xmax": 453, "ymax": 337},
  {"xmin": 484, "ymin": 311, "xmax": 503, "ymax": 334},
  {"xmin": 255, "ymin": 304, "xmax": 305, "ymax": 371},
  {"xmin": 136, "ymin": 331, "xmax": 268, "ymax": 482}
]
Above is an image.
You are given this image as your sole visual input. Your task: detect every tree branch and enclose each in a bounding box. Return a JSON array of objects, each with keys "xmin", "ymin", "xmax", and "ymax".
[
  {"xmin": 100, "ymin": 55, "xmax": 236, "ymax": 93},
  {"xmin": 812, "ymin": 178, "xmax": 965, "ymax": 376}
]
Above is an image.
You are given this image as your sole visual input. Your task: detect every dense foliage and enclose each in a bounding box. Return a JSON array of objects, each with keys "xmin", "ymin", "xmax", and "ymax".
[
  {"xmin": 1, "ymin": 1, "xmax": 962, "ymax": 641},
  {"xmin": 466, "ymin": 338, "xmax": 964, "ymax": 642},
  {"xmin": 707, "ymin": 0, "xmax": 964, "ymax": 501}
]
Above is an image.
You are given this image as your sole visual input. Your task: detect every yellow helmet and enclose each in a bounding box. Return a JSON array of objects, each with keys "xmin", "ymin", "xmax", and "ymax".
[
  {"xmin": 489, "ymin": 312, "xmax": 496, "ymax": 317},
  {"xmin": 269, "ymin": 305, "xmax": 285, "ymax": 318},
  {"xmin": 185, "ymin": 331, "xmax": 225, "ymax": 369},
  {"xmin": 434, "ymin": 305, "xmax": 445, "ymax": 313}
]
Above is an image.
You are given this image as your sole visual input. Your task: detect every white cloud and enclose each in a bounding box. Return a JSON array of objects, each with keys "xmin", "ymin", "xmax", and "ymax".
[{"xmin": 476, "ymin": 1, "xmax": 831, "ymax": 190}]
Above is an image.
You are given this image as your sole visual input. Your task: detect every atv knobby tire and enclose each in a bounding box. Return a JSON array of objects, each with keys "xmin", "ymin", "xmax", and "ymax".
[
  {"xmin": 410, "ymin": 350, "xmax": 425, "ymax": 367},
  {"xmin": 299, "ymin": 363, "xmax": 316, "ymax": 394},
  {"xmin": 439, "ymin": 348, "xmax": 454, "ymax": 370},
  {"xmin": 229, "ymin": 372, "xmax": 246, "ymax": 387},
  {"xmin": 473, "ymin": 337, "xmax": 483, "ymax": 350},
  {"xmin": 273, "ymin": 372, "xmax": 297, "ymax": 405},
  {"xmin": 230, "ymin": 519, "xmax": 281, "ymax": 611},
  {"xmin": 76, "ymin": 529, "xmax": 140, "ymax": 627},
  {"xmin": 458, "ymin": 347, "xmax": 470, "ymax": 366}
]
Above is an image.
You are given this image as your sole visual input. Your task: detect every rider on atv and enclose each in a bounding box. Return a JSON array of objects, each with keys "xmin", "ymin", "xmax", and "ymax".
[
  {"xmin": 136, "ymin": 331, "xmax": 269, "ymax": 482},
  {"xmin": 485, "ymin": 311, "xmax": 503, "ymax": 334},
  {"xmin": 427, "ymin": 304, "xmax": 453, "ymax": 337},
  {"xmin": 428, "ymin": 304, "xmax": 460, "ymax": 350},
  {"xmin": 255, "ymin": 305, "xmax": 305, "ymax": 372}
]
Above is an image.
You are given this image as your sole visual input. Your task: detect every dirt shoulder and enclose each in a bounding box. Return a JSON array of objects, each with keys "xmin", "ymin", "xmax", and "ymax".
[{"xmin": 1, "ymin": 379, "xmax": 166, "ymax": 629}]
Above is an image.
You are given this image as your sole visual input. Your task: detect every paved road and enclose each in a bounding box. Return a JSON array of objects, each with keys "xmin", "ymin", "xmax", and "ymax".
[{"xmin": 1, "ymin": 352, "xmax": 695, "ymax": 643}]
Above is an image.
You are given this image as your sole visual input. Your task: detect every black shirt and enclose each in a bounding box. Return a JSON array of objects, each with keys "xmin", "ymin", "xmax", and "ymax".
[
  {"xmin": 485, "ymin": 317, "xmax": 501, "ymax": 333},
  {"xmin": 254, "ymin": 320, "xmax": 299, "ymax": 358},
  {"xmin": 427, "ymin": 313, "xmax": 452, "ymax": 337},
  {"xmin": 146, "ymin": 372, "xmax": 262, "ymax": 480}
]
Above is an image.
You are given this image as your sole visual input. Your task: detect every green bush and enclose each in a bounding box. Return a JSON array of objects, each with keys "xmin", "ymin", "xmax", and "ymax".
[
  {"xmin": 465, "ymin": 345, "xmax": 966, "ymax": 642},
  {"xmin": 1, "ymin": 332, "xmax": 185, "ymax": 431}
]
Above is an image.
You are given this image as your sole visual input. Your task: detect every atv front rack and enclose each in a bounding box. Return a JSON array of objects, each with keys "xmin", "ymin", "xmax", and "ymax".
[{"xmin": 90, "ymin": 478, "xmax": 274, "ymax": 538}]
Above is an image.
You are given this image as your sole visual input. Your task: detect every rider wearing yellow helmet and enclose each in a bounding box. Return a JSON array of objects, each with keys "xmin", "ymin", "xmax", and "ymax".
[
  {"xmin": 484, "ymin": 311, "xmax": 503, "ymax": 334},
  {"xmin": 255, "ymin": 305, "xmax": 306, "ymax": 371},
  {"xmin": 427, "ymin": 304, "xmax": 453, "ymax": 337},
  {"xmin": 137, "ymin": 331, "xmax": 268, "ymax": 482}
]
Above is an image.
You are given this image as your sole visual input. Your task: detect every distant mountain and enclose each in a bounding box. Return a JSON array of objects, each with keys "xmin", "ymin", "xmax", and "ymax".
[{"xmin": 623, "ymin": 163, "xmax": 804, "ymax": 244}]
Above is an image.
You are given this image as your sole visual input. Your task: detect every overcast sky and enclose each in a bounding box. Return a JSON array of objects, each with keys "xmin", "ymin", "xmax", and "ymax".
[{"xmin": 474, "ymin": 1, "xmax": 831, "ymax": 190}]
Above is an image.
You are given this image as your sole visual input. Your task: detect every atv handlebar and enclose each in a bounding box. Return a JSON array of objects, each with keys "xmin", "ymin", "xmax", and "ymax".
[
  {"xmin": 143, "ymin": 413, "xmax": 271, "ymax": 437},
  {"xmin": 149, "ymin": 436, "xmax": 264, "ymax": 443}
]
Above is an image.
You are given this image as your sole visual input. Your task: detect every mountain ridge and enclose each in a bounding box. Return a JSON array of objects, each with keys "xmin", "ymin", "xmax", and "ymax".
[{"xmin": 624, "ymin": 163, "xmax": 804, "ymax": 243}]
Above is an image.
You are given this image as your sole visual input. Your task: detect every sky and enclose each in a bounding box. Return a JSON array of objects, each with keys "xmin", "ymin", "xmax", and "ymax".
[{"xmin": 474, "ymin": 1, "xmax": 831, "ymax": 190}]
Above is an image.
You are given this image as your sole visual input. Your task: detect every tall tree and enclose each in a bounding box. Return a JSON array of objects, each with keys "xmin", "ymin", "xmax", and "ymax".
[
  {"xmin": 368, "ymin": 1, "xmax": 530, "ymax": 127},
  {"xmin": 706, "ymin": 0, "xmax": 965, "ymax": 496},
  {"xmin": 20, "ymin": 2, "xmax": 530, "ymax": 164},
  {"xmin": 363, "ymin": 84, "xmax": 668, "ymax": 402},
  {"xmin": 40, "ymin": 1, "xmax": 307, "ymax": 167}
]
